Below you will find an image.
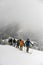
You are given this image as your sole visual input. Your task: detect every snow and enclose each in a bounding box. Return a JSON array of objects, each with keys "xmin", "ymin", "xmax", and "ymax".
[{"xmin": 0, "ymin": 45, "xmax": 43, "ymax": 65}]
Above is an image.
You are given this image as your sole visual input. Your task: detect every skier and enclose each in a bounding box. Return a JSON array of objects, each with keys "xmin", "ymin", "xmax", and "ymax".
[
  {"xmin": 16, "ymin": 39, "xmax": 20, "ymax": 48},
  {"xmin": 25, "ymin": 38, "xmax": 33, "ymax": 53},
  {"xmin": 8, "ymin": 38, "xmax": 12, "ymax": 45},
  {"xmin": 19, "ymin": 39, "xmax": 24, "ymax": 50},
  {"xmin": 13, "ymin": 38, "xmax": 16, "ymax": 47}
]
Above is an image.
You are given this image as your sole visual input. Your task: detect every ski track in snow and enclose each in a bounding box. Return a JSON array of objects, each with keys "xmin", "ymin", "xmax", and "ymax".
[{"xmin": 0, "ymin": 45, "xmax": 43, "ymax": 65}]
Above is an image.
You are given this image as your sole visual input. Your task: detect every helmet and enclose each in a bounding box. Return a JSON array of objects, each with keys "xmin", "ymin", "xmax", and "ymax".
[{"xmin": 27, "ymin": 38, "xmax": 30, "ymax": 41}]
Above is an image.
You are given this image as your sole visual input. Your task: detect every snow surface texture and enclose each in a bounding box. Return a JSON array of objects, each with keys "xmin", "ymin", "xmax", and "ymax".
[{"xmin": 0, "ymin": 45, "xmax": 43, "ymax": 65}]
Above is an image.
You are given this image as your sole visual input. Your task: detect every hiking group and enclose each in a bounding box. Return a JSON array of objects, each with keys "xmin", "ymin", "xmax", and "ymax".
[{"xmin": 8, "ymin": 38, "xmax": 33, "ymax": 53}]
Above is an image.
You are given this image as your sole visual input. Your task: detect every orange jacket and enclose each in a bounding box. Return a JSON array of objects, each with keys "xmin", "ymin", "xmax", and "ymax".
[{"xmin": 19, "ymin": 40, "xmax": 24, "ymax": 47}]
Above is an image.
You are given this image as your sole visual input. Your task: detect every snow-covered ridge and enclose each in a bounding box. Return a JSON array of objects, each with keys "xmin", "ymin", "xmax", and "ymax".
[{"xmin": 0, "ymin": 37, "xmax": 42, "ymax": 51}]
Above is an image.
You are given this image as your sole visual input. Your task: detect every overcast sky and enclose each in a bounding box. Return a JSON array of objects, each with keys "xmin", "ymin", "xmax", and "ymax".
[{"xmin": 0, "ymin": 0, "xmax": 43, "ymax": 41}]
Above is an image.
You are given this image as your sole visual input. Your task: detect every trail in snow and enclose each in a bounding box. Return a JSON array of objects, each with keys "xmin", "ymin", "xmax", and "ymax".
[{"xmin": 0, "ymin": 45, "xmax": 43, "ymax": 65}]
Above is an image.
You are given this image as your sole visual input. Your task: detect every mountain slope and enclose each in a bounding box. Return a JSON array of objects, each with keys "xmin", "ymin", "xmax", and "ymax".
[
  {"xmin": 0, "ymin": 23, "xmax": 20, "ymax": 39},
  {"xmin": 0, "ymin": 45, "xmax": 43, "ymax": 65}
]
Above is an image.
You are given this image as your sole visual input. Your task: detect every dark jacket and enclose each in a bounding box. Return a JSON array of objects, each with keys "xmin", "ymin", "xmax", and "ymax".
[
  {"xmin": 13, "ymin": 39, "xmax": 16, "ymax": 43},
  {"xmin": 17, "ymin": 40, "xmax": 20, "ymax": 46},
  {"xmin": 8, "ymin": 38, "xmax": 12, "ymax": 45},
  {"xmin": 25, "ymin": 40, "xmax": 30, "ymax": 47}
]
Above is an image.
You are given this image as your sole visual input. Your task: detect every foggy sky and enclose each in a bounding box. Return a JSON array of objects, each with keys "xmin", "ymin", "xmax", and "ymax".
[{"xmin": 0, "ymin": 0, "xmax": 43, "ymax": 41}]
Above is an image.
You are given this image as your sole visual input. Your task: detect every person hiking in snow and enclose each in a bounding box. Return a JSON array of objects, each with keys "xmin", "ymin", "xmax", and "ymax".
[
  {"xmin": 25, "ymin": 38, "xmax": 33, "ymax": 53},
  {"xmin": 13, "ymin": 38, "xmax": 16, "ymax": 47},
  {"xmin": 16, "ymin": 39, "xmax": 20, "ymax": 48},
  {"xmin": 19, "ymin": 39, "xmax": 24, "ymax": 50},
  {"xmin": 8, "ymin": 38, "xmax": 12, "ymax": 45}
]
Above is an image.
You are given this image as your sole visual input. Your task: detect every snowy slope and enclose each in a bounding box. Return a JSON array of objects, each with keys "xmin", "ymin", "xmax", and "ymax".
[{"xmin": 0, "ymin": 45, "xmax": 43, "ymax": 65}]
